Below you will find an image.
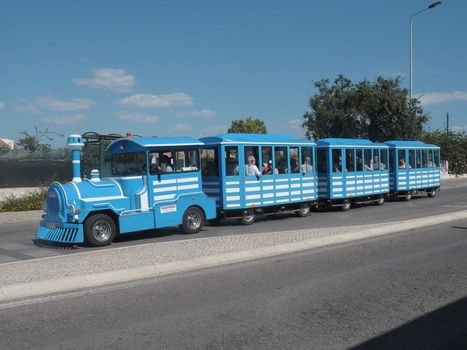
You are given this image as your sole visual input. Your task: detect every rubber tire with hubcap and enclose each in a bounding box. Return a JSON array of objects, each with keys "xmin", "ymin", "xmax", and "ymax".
[
  {"xmin": 374, "ymin": 197, "xmax": 385, "ymax": 206},
  {"xmin": 295, "ymin": 203, "xmax": 311, "ymax": 217},
  {"xmin": 240, "ymin": 209, "xmax": 255, "ymax": 225},
  {"xmin": 84, "ymin": 213, "xmax": 117, "ymax": 247},
  {"xmin": 427, "ymin": 190, "xmax": 436, "ymax": 198},
  {"xmin": 340, "ymin": 202, "xmax": 351, "ymax": 211},
  {"xmin": 403, "ymin": 193, "xmax": 412, "ymax": 201},
  {"xmin": 181, "ymin": 206, "xmax": 205, "ymax": 234}
]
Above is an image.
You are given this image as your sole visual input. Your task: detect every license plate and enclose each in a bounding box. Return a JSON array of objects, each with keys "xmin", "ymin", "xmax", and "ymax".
[{"xmin": 45, "ymin": 222, "xmax": 61, "ymax": 229}]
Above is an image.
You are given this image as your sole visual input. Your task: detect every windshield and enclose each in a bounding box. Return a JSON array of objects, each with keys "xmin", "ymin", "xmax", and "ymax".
[{"xmin": 111, "ymin": 152, "xmax": 146, "ymax": 176}]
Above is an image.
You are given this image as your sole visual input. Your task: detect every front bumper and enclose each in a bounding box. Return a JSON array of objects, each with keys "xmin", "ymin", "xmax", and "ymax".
[{"xmin": 36, "ymin": 220, "xmax": 84, "ymax": 243}]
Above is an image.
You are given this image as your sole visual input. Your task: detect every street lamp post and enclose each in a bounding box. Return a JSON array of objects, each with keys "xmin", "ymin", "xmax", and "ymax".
[{"xmin": 409, "ymin": 1, "xmax": 442, "ymax": 99}]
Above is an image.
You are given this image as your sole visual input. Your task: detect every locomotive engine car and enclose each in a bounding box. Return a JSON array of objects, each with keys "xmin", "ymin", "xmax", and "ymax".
[{"xmin": 36, "ymin": 135, "xmax": 216, "ymax": 246}]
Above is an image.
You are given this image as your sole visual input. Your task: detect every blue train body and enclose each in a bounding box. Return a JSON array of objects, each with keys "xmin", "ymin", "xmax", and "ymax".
[
  {"xmin": 36, "ymin": 134, "xmax": 442, "ymax": 246},
  {"xmin": 316, "ymin": 138, "xmax": 390, "ymax": 208},
  {"xmin": 384, "ymin": 140, "xmax": 441, "ymax": 199},
  {"xmin": 36, "ymin": 135, "xmax": 216, "ymax": 246},
  {"xmin": 200, "ymin": 134, "xmax": 318, "ymax": 222}
]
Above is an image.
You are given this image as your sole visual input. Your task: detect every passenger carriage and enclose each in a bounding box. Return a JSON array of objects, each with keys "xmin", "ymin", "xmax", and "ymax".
[
  {"xmin": 384, "ymin": 141, "xmax": 441, "ymax": 200},
  {"xmin": 36, "ymin": 135, "xmax": 216, "ymax": 246},
  {"xmin": 199, "ymin": 133, "xmax": 318, "ymax": 224},
  {"xmin": 316, "ymin": 138, "xmax": 390, "ymax": 210}
]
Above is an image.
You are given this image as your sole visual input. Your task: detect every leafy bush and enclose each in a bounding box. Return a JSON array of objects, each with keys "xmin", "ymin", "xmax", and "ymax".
[{"xmin": 0, "ymin": 188, "xmax": 47, "ymax": 212}]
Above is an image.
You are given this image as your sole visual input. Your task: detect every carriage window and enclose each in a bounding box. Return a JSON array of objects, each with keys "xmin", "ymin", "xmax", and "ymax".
[
  {"xmin": 356, "ymin": 149, "xmax": 363, "ymax": 172},
  {"xmin": 380, "ymin": 149, "xmax": 388, "ymax": 171},
  {"xmin": 245, "ymin": 146, "xmax": 260, "ymax": 176},
  {"xmin": 262, "ymin": 146, "xmax": 273, "ymax": 175},
  {"xmin": 201, "ymin": 148, "xmax": 218, "ymax": 177},
  {"xmin": 225, "ymin": 146, "xmax": 239, "ymax": 176},
  {"xmin": 427, "ymin": 150, "xmax": 434, "ymax": 167},
  {"xmin": 345, "ymin": 149, "xmax": 355, "ymax": 172},
  {"xmin": 149, "ymin": 149, "xmax": 198, "ymax": 174},
  {"xmin": 112, "ymin": 152, "xmax": 146, "ymax": 176},
  {"xmin": 301, "ymin": 147, "xmax": 313, "ymax": 174},
  {"xmin": 275, "ymin": 147, "xmax": 288, "ymax": 174},
  {"xmin": 409, "ymin": 150, "xmax": 415, "ymax": 169},
  {"xmin": 372, "ymin": 149, "xmax": 381, "ymax": 171},
  {"xmin": 422, "ymin": 149, "xmax": 428, "ymax": 168},
  {"xmin": 317, "ymin": 148, "xmax": 327, "ymax": 173},
  {"xmin": 434, "ymin": 149, "xmax": 440, "ymax": 167},
  {"xmin": 173, "ymin": 149, "xmax": 199, "ymax": 172},
  {"xmin": 290, "ymin": 147, "xmax": 300, "ymax": 173},
  {"xmin": 416, "ymin": 149, "xmax": 422, "ymax": 168},
  {"xmin": 364, "ymin": 149, "xmax": 372, "ymax": 171},
  {"xmin": 398, "ymin": 150, "xmax": 406, "ymax": 169},
  {"xmin": 332, "ymin": 149, "xmax": 342, "ymax": 173}
]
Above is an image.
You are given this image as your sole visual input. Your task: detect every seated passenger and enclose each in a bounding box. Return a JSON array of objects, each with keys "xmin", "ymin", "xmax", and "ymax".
[
  {"xmin": 263, "ymin": 160, "xmax": 273, "ymax": 175},
  {"xmin": 371, "ymin": 155, "xmax": 385, "ymax": 170},
  {"xmin": 399, "ymin": 157, "xmax": 407, "ymax": 169},
  {"xmin": 226, "ymin": 158, "xmax": 239, "ymax": 176},
  {"xmin": 158, "ymin": 155, "xmax": 173, "ymax": 173},
  {"xmin": 291, "ymin": 158, "xmax": 300, "ymax": 173},
  {"xmin": 302, "ymin": 156, "xmax": 313, "ymax": 174},
  {"xmin": 245, "ymin": 155, "xmax": 261, "ymax": 177}
]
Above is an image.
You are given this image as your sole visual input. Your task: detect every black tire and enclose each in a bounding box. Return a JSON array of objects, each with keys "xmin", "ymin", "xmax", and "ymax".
[
  {"xmin": 240, "ymin": 209, "xmax": 255, "ymax": 225},
  {"xmin": 403, "ymin": 193, "xmax": 412, "ymax": 201},
  {"xmin": 181, "ymin": 206, "xmax": 205, "ymax": 234},
  {"xmin": 427, "ymin": 190, "xmax": 437, "ymax": 198},
  {"xmin": 374, "ymin": 197, "xmax": 385, "ymax": 206},
  {"xmin": 340, "ymin": 202, "xmax": 351, "ymax": 211},
  {"xmin": 295, "ymin": 203, "xmax": 311, "ymax": 217},
  {"xmin": 84, "ymin": 213, "xmax": 117, "ymax": 247}
]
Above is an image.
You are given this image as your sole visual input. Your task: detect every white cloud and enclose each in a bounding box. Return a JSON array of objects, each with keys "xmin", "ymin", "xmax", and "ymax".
[
  {"xmin": 40, "ymin": 114, "xmax": 87, "ymax": 125},
  {"xmin": 451, "ymin": 125, "xmax": 467, "ymax": 133},
  {"xmin": 174, "ymin": 109, "xmax": 217, "ymax": 119},
  {"xmin": 415, "ymin": 91, "xmax": 467, "ymax": 105},
  {"xmin": 119, "ymin": 93, "xmax": 193, "ymax": 108},
  {"xmin": 167, "ymin": 123, "xmax": 193, "ymax": 132},
  {"xmin": 118, "ymin": 111, "xmax": 160, "ymax": 124},
  {"xmin": 17, "ymin": 96, "xmax": 95, "ymax": 114},
  {"xmin": 73, "ymin": 68, "xmax": 135, "ymax": 92}
]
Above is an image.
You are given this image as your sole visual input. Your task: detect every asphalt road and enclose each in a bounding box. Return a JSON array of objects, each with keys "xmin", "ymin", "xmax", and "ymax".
[
  {"xmin": 0, "ymin": 180, "xmax": 466, "ymax": 263},
  {"xmin": 1, "ymin": 219, "xmax": 467, "ymax": 349}
]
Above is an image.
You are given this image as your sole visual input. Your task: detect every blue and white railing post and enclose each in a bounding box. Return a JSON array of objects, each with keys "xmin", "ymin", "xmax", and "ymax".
[{"xmin": 67, "ymin": 134, "xmax": 85, "ymax": 183}]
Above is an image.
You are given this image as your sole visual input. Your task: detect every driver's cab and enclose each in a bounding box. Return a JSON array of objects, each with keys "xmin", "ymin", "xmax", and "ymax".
[{"xmin": 107, "ymin": 137, "xmax": 216, "ymax": 231}]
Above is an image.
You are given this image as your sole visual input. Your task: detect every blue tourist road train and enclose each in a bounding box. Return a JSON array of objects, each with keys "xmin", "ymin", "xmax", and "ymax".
[{"xmin": 36, "ymin": 134, "xmax": 441, "ymax": 246}]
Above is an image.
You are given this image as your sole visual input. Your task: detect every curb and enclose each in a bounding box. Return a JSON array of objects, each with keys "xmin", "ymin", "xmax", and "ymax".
[{"xmin": 1, "ymin": 210, "xmax": 466, "ymax": 303}]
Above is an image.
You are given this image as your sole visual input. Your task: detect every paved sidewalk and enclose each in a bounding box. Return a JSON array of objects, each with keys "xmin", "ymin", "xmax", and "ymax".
[{"xmin": 1, "ymin": 210, "xmax": 466, "ymax": 303}]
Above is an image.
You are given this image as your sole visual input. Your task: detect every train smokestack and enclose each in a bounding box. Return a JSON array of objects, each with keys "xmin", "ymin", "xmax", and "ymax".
[{"xmin": 67, "ymin": 134, "xmax": 85, "ymax": 183}]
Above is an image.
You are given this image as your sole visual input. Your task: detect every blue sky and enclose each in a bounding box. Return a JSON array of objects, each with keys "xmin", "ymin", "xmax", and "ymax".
[{"xmin": 1, "ymin": 0, "xmax": 466, "ymax": 147}]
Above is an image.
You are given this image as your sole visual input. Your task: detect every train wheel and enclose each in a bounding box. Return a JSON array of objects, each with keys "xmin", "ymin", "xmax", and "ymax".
[
  {"xmin": 375, "ymin": 197, "xmax": 385, "ymax": 206},
  {"xmin": 181, "ymin": 207, "xmax": 205, "ymax": 234},
  {"xmin": 427, "ymin": 190, "xmax": 437, "ymax": 198},
  {"xmin": 403, "ymin": 193, "xmax": 412, "ymax": 201},
  {"xmin": 240, "ymin": 209, "xmax": 255, "ymax": 225},
  {"xmin": 84, "ymin": 213, "xmax": 116, "ymax": 247},
  {"xmin": 295, "ymin": 203, "xmax": 311, "ymax": 217},
  {"xmin": 340, "ymin": 202, "xmax": 351, "ymax": 211}
]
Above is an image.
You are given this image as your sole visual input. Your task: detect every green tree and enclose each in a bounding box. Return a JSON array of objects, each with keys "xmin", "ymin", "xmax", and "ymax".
[
  {"xmin": 422, "ymin": 130, "xmax": 467, "ymax": 175},
  {"xmin": 17, "ymin": 126, "xmax": 63, "ymax": 152},
  {"xmin": 228, "ymin": 117, "xmax": 268, "ymax": 134},
  {"xmin": 302, "ymin": 75, "xmax": 429, "ymax": 141}
]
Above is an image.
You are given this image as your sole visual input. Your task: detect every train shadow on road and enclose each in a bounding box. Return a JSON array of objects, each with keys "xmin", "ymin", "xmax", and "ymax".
[{"xmin": 350, "ymin": 295, "xmax": 467, "ymax": 350}]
